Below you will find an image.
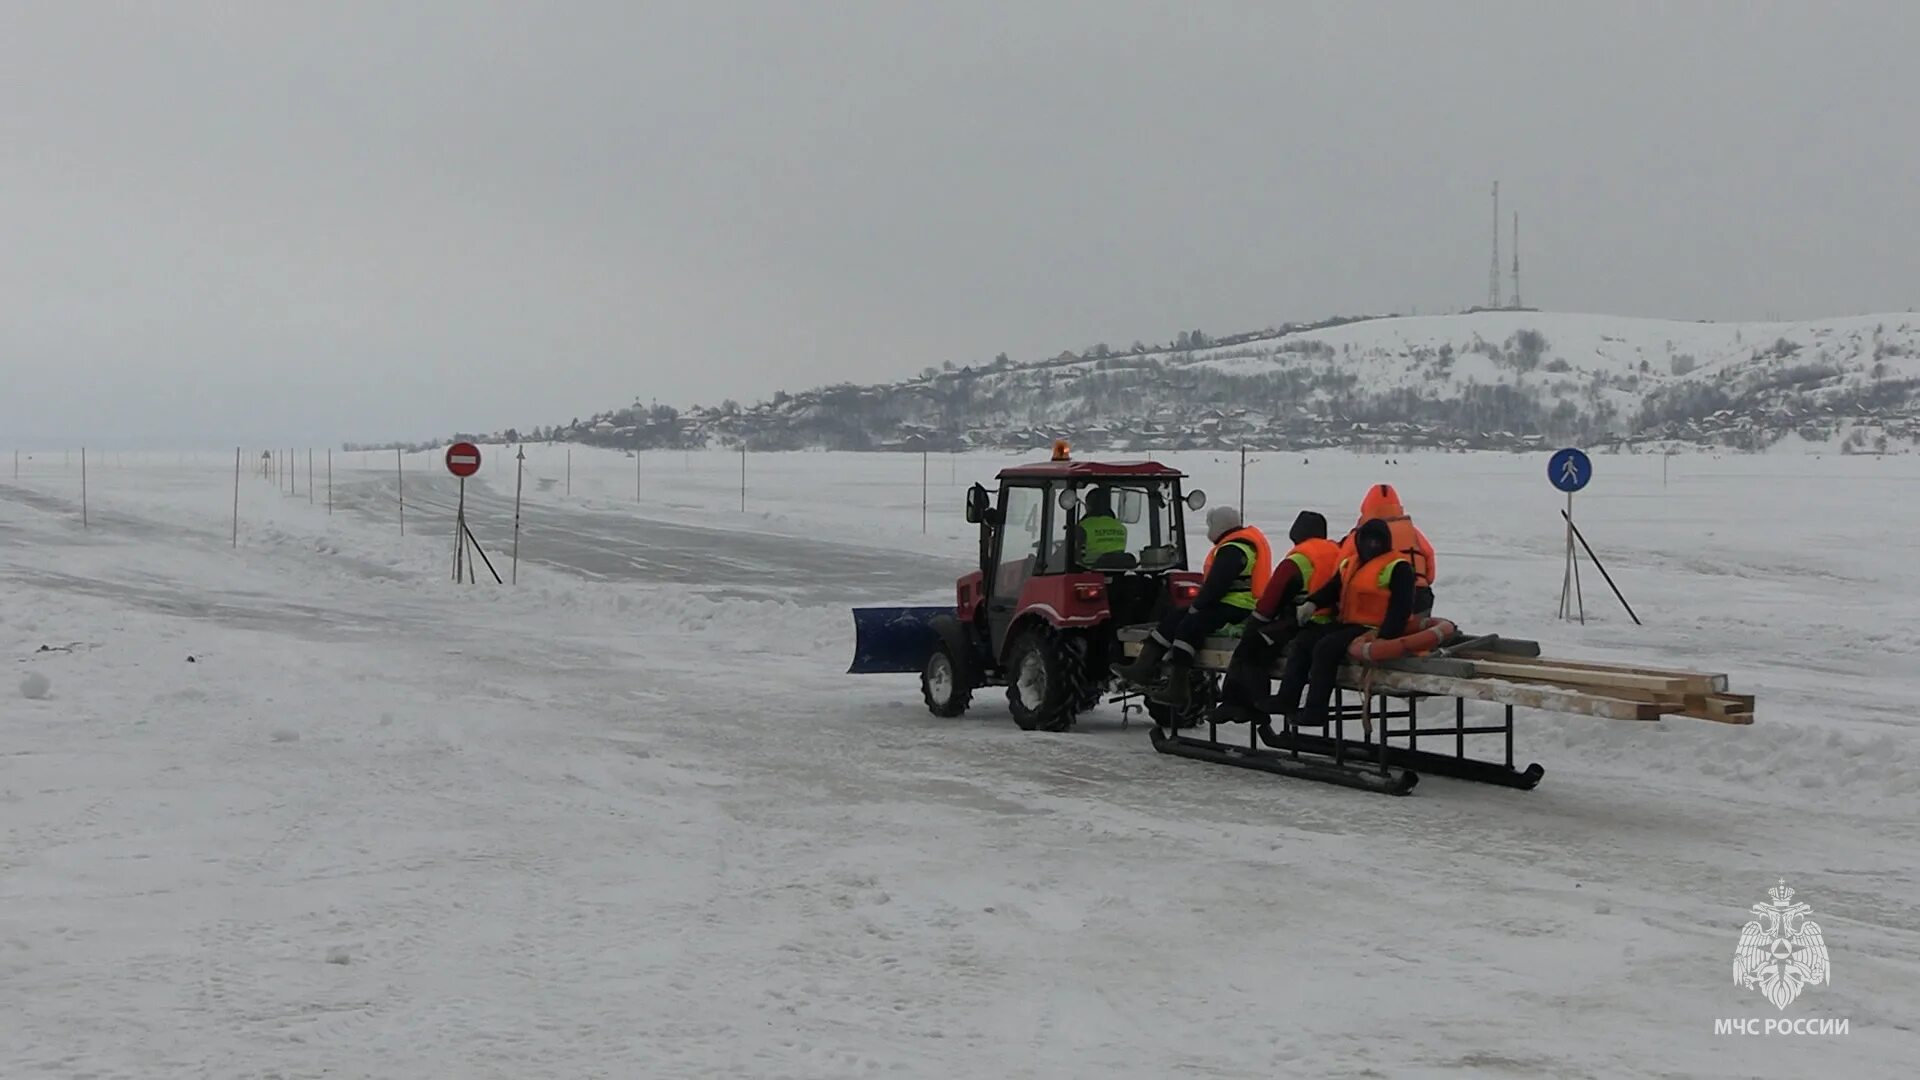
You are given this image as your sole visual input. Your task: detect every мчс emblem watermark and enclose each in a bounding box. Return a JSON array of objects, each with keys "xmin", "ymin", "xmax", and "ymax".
[{"xmin": 1714, "ymin": 880, "xmax": 1850, "ymax": 1036}]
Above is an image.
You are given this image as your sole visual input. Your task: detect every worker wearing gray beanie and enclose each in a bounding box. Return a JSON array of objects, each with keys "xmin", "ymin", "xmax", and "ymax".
[{"xmin": 1112, "ymin": 503, "xmax": 1270, "ymax": 715}]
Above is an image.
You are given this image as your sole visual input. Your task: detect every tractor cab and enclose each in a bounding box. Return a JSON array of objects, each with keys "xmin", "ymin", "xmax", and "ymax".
[
  {"xmin": 961, "ymin": 446, "xmax": 1206, "ymax": 660},
  {"xmin": 850, "ymin": 442, "xmax": 1210, "ymax": 733}
]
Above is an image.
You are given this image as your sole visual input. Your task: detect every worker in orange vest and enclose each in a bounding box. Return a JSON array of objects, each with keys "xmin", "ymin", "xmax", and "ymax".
[
  {"xmin": 1339, "ymin": 484, "xmax": 1437, "ymax": 614},
  {"xmin": 1209, "ymin": 510, "xmax": 1342, "ymax": 725},
  {"xmin": 1112, "ymin": 505, "xmax": 1270, "ymax": 711},
  {"xmin": 1266, "ymin": 518, "xmax": 1417, "ymax": 729}
]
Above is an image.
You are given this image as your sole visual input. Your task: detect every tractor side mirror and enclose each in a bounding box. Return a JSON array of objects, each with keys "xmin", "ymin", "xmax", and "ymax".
[
  {"xmin": 1114, "ymin": 489, "xmax": 1144, "ymax": 524},
  {"xmin": 965, "ymin": 484, "xmax": 990, "ymax": 524},
  {"xmin": 1186, "ymin": 489, "xmax": 1207, "ymax": 511},
  {"xmin": 1056, "ymin": 488, "xmax": 1080, "ymax": 512}
]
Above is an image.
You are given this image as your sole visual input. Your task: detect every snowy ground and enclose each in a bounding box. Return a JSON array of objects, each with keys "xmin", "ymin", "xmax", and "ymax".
[{"xmin": 4, "ymin": 445, "xmax": 1919, "ymax": 1078}]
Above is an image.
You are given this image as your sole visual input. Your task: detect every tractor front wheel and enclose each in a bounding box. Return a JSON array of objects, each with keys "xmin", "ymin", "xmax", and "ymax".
[
  {"xmin": 921, "ymin": 639, "xmax": 972, "ymax": 717},
  {"xmin": 1006, "ymin": 628, "xmax": 1079, "ymax": 732}
]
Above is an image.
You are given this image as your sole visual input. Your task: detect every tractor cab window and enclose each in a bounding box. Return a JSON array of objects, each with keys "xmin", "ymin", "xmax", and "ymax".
[
  {"xmin": 1072, "ymin": 484, "xmax": 1130, "ymax": 569},
  {"xmin": 994, "ymin": 483, "xmax": 1048, "ymax": 596},
  {"xmin": 1080, "ymin": 480, "xmax": 1183, "ymax": 571}
]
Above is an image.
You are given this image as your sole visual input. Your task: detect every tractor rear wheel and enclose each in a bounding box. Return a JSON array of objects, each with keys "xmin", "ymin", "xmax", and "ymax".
[
  {"xmin": 1006, "ymin": 627, "xmax": 1079, "ymax": 732},
  {"xmin": 1063, "ymin": 633, "xmax": 1109, "ymax": 714},
  {"xmin": 921, "ymin": 639, "xmax": 972, "ymax": 717}
]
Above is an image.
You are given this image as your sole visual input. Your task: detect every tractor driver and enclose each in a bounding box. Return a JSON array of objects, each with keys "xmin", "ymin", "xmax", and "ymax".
[
  {"xmin": 1077, "ymin": 486, "xmax": 1129, "ymax": 568},
  {"xmin": 1111, "ymin": 505, "xmax": 1271, "ymax": 709}
]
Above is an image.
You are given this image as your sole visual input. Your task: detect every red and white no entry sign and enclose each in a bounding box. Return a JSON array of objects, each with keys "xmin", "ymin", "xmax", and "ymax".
[{"xmin": 445, "ymin": 442, "xmax": 482, "ymax": 478}]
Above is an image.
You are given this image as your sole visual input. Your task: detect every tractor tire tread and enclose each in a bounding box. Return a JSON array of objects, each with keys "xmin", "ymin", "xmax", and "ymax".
[
  {"xmin": 1005, "ymin": 626, "xmax": 1080, "ymax": 733},
  {"xmin": 921, "ymin": 640, "xmax": 973, "ymax": 718}
]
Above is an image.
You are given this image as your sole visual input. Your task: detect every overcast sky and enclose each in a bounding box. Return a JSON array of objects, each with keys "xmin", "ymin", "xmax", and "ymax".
[{"xmin": 3, "ymin": 1, "xmax": 1915, "ymax": 448}]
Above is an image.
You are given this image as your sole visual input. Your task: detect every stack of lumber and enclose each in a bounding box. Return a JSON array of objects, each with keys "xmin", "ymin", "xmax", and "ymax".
[
  {"xmin": 1419, "ymin": 649, "xmax": 1752, "ymax": 724},
  {"xmin": 1116, "ymin": 628, "xmax": 1754, "ymax": 725}
]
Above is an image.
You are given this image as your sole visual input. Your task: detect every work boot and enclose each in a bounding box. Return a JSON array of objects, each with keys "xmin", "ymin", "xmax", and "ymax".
[
  {"xmin": 1207, "ymin": 701, "xmax": 1265, "ymax": 726},
  {"xmin": 1111, "ymin": 639, "xmax": 1167, "ymax": 688},
  {"xmin": 1150, "ymin": 652, "xmax": 1194, "ymax": 709},
  {"xmin": 1289, "ymin": 707, "xmax": 1333, "ymax": 728}
]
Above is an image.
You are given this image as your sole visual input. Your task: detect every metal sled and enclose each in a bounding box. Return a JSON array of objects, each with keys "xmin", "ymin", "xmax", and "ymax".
[{"xmin": 1119, "ymin": 624, "xmax": 1749, "ymax": 795}]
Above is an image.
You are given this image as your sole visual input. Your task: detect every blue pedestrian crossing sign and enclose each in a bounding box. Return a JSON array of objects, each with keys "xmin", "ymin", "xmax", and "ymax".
[{"xmin": 1549, "ymin": 447, "xmax": 1592, "ymax": 493}]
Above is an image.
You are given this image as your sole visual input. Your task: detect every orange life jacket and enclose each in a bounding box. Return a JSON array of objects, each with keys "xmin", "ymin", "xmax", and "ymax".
[
  {"xmin": 1339, "ymin": 519, "xmax": 1435, "ymax": 589},
  {"xmin": 1350, "ymin": 484, "xmax": 1436, "ymax": 587},
  {"xmin": 1203, "ymin": 526, "xmax": 1272, "ymax": 609},
  {"xmin": 1339, "ymin": 552, "xmax": 1408, "ymax": 629},
  {"xmin": 1281, "ymin": 537, "xmax": 1342, "ymax": 620}
]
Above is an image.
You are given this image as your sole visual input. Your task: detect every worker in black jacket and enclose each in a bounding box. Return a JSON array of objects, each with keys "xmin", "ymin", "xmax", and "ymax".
[
  {"xmin": 1208, "ymin": 509, "xmax": 1344, "ymax": 725},
  {"xmin": 1111, "ymin": 505, "xmax": 1268, "ymax": 709},
  {"xmin": 1264, "ymin": 518, "xmax": 1415, "ymax": 728}
]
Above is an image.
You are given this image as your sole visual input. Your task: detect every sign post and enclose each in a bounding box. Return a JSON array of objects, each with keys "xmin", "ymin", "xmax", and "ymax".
[
  {"xmin": 1548, "ymin": 447, "xmax": 1592, "ymax": 623},
  {"xmin": 512, "ymin": 445, "xmax": 526, "ymax": 584},
  {"xmin": 1238, "ymin": 446, "xmax": 1247, "ymax": 514},
  {"xmin": 446, "ymin": 442, "xmax": 482, "ymax": 583}
]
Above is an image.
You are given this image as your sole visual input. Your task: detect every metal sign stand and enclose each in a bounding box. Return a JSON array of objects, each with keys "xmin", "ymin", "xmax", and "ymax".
[
  {"xmin": 1549, "ymin": 448, "xmax": 1591, "ymax": 624},
  {"xmin": 463, "ymin": 518, "xmax": 502, "ymax": 583},
  {"xmin": 512, "ymin": 446, "xmax": 525, "ymax": 584},
  {"xmin": 444, "ymin": 442, "xmax": 489, "ymax": 583},
  {"xmin": 1562, "ymin": 509, "xmax": 1641, "ymax": 625},
  {"xmin": 453, "ymin": 476, "xmax": 468, "ymax": 583},
  {"xmin": 1558, "ymin": 488, "xmax": 1585, "ymax": 624}
]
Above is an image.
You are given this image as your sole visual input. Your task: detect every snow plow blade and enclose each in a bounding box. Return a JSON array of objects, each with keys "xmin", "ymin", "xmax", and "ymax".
[
  {"xmin": 1149, "ymin": 726, "xmax": 1419, "ymax": 795},
  {"xmin": 847, "ymin": 606, "xmax": 952, "ymax": 674}
]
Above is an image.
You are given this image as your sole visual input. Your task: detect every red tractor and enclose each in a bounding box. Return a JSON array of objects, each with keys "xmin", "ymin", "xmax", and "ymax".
[{"xmin": 849, "ymin": 446, "xmax": 1213, "ymax": 732}]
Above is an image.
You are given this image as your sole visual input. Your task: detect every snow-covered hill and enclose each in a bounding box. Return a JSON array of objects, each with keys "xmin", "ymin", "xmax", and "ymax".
[
  {"xmin": 1178, "ymin": 310, "xmax": 1920, "ymax": 452},
  {"xmin": 466, "ymin": 310, "xmax": 1920, "ymax": 456}
]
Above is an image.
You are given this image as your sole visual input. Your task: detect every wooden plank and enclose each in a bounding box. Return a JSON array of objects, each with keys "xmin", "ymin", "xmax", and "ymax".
[
  {"xmin": 1334, "ymin": 668, "xmax": 1665, "ymax": 721},
  {"xmin": 1688, "ymin": 694, "xmax": 1756, "ymax": 726},
  {"xmin": 1544, "ymin": 683, "xmax": 1756, "ymax": 725},
  {"xmin": 1455, "ymin": 651, "xmax": 1729, "ymax": 694},
  {"xmin": 1118, "ymin": 639, "xmax": 1714, "ymax": 723},
  {"xmin": 1465, "ymin": 659, "xmax": 1695, "ymax": 696},
  {"xmin": 1189, "ymin": 645, "xmax": 1237, "ymax": 669},
  {"xmin": 1120, "ymin": 626, "xmax": 1728, "ymax": 698}
]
